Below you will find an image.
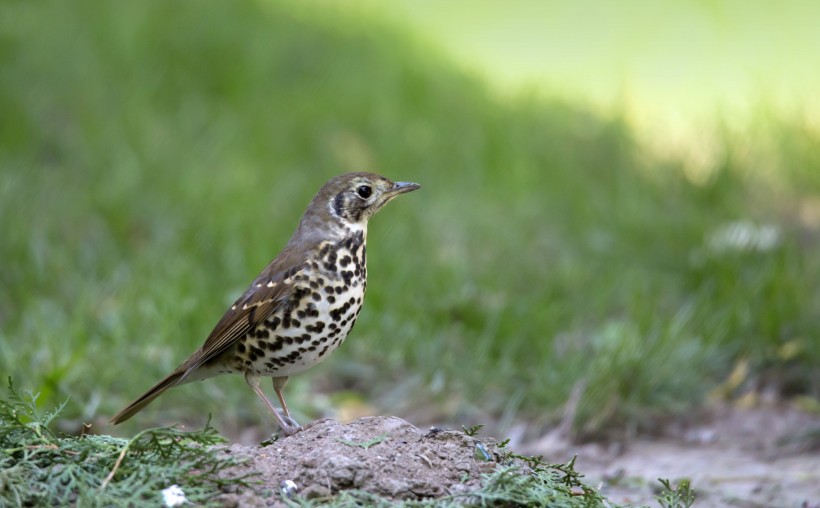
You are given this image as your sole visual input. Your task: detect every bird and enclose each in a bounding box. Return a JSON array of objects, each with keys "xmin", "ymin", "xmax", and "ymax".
[{"xmin": 110, "ymin": 172, "xmax": 420, "ymax": 435}]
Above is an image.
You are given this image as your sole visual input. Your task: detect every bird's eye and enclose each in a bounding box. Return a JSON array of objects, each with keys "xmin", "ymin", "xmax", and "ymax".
[{"xmin": 356, "ymin": 185, "xmax": 372, "ymax": 199}]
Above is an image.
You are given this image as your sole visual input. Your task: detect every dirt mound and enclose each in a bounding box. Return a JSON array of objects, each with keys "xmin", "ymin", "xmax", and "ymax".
[{"xmin": 215, "ymin": 416, "xmax": 503, "ymax": 506}]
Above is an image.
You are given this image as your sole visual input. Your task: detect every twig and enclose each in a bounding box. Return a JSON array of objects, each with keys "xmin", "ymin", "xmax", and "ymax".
[{"xmin": 101, "ymin": 445, "xmax": 129, "ymax": 491}]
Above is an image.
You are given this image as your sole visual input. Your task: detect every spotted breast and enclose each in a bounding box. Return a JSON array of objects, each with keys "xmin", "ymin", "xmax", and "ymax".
[{"xmin": 229, "ymin": 230, "xmax": 367, "ymax": 377}]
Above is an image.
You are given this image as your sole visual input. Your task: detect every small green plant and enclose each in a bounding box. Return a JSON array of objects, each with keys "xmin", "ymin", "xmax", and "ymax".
[
  {"xmin": 336, "ymin": 434, "xmax": 388, "ymax": 449},
  {"xmin": 0, "ymin": 378, "xmax": 256, "ymax": 507},
  {"xmin": 451, "ymin": 463, "xmax": 610, "ymax": 507},
  {"xmin": 656, "ymin": 478, "xmax": 696, "ymax": 508},
  {"xmin": 490, "ymin": 450, "xmax": 614, "ymax": 506},
  {"xmin": 462, "ymin": 424, "xmax": 484, "ymax": 436}
]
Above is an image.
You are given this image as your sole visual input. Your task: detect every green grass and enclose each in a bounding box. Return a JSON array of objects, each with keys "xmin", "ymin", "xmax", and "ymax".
[
  {"xmin": 1, "ymin": 0, "xmax": 819, "ymax": 439},
  {"xmin": 0, "ymin": 379, "xmax": 252, "ymax": 506}
]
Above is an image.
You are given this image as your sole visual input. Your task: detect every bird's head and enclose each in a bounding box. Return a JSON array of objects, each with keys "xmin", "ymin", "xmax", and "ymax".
[
  {"xmin": 291, "ymin": 172, "xmax": 420, "ymax": 244},
  {"xmin": 321, "ymin": 172, "xmax": 420, "ymax": 226}
]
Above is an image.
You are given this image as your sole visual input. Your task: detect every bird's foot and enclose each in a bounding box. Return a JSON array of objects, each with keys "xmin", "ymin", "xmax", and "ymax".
[
  {"xmin": 271, "ymin": 417, "xmax": 335, "ymax": 439},
  {"xmin": 273, "ymin": 408, "xmax": 303, "ymax": 436}
]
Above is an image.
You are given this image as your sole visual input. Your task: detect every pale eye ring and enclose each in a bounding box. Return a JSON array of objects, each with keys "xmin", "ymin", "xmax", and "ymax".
[{"xmin": 357, "ymin": 185, "xmax": 372, "ymax": 199}]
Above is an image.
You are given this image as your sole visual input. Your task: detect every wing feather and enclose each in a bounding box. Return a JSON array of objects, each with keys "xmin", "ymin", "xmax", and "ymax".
[{"xmin": 179, "ymin": 255, "xmax": 306, "ymax": 379}]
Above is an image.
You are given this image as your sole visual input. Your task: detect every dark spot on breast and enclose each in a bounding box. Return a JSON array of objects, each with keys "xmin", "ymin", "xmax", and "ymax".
[
  {"xmin": 306, "ymin": 321, "xmax": 325, "ymax": 333},
  {"xmin": 237, "ymin": 343, "xmax": 246, "ymax": 354},
  {"xmin": 339, "ymin": 255, "xmax": 351, "ymax": 267},
  {"xmin": 250, "ymin": 346, "xmax": 265, "ymax": 357},
  {"xmin": 327, "ymin": 295, "xmax": 336, "ymax": 304},
  {"xmin": 330, "ymin": 307, "xmax": 345, "ymax": 321},
  {"xmin": 311, "ymin": 292, "xmax": 321, "ymax": 302}
]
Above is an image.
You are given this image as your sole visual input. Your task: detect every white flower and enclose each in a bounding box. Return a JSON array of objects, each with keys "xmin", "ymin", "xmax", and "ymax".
[{"xmin": 162, "ymin": 484, "xmax": 187, "ymax": 507}]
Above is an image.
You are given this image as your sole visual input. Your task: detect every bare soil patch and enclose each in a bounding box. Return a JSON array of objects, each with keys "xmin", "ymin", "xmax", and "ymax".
[
  {"xmin": 523, "ymin": 406, "xmax": 820, "ymax": 507},
  {"xmin": 214, "ymin": 416, "xmax": 504, "ymax": 506}
]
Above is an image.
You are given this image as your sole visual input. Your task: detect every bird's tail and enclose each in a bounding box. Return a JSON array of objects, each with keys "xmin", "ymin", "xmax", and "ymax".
[{"xmin": 110, "ymin": 370, "xmax": 185, "ymax": 425}]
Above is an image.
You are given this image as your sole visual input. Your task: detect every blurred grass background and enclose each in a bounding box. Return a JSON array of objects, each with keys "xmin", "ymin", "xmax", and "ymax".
[{"xmin": 1, "ymin": 0, "xmax": 819, "ymax": 440}]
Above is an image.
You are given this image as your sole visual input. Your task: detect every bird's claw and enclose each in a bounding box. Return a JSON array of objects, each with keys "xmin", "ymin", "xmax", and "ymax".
[{"xmin": 271, "ymin": 408, "xmax": 303, "ymax": 436}]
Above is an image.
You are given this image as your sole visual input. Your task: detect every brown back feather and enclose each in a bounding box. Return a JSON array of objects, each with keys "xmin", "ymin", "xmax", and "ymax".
[{"xmin": 179, "ymin": 246, "xmax": 308, "ymax": 378}]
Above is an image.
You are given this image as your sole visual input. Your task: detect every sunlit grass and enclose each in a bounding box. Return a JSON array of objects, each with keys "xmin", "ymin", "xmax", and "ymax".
[{"xmin": 0, "ymin": 0, "xmax": 818, "ymax": 438}]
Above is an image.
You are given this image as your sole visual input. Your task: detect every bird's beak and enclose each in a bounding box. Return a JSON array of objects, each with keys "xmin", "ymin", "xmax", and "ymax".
[{"xmin": 388, "ymin": 181, "xmax": 421, "ymax": 196}]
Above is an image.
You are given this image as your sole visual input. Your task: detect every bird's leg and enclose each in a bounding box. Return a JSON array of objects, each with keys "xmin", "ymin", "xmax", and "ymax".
[
  {"xmin": 244, "ymin": 372, "xmax": 301, "ymax": 436},
  {"xmin": 272, "ymin": 376, "xmax": 334, "ymax": 431},
  {"xmin": 272, "ymin": 376, "xmax": 290, "ymax": 417}
]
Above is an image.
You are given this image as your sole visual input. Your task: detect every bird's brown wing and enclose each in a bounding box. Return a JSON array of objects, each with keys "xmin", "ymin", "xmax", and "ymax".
[{"xmin": 179, "ymin": 251, "xmax": 307, "ymax": 379}]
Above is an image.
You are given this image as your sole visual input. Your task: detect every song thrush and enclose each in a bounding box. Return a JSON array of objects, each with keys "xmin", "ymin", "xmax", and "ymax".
[{"xmin": 111, "ymin": 172, "xmax": 420, "ymax": 435}]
